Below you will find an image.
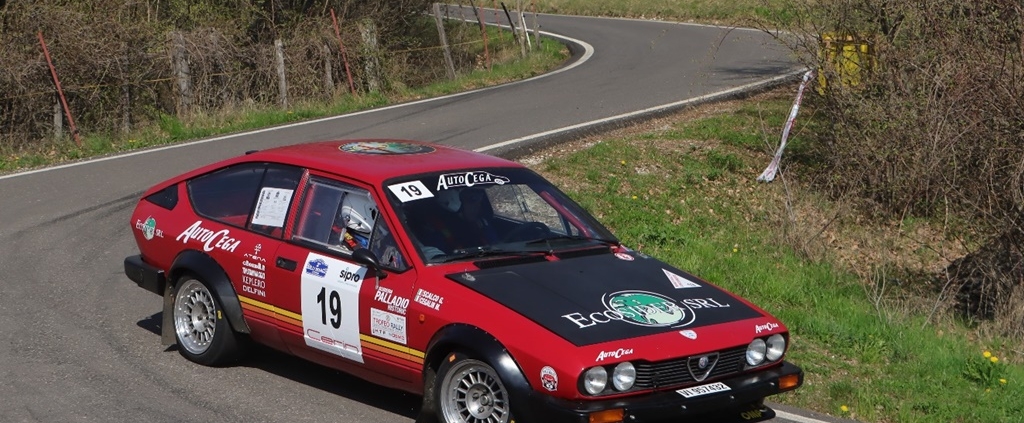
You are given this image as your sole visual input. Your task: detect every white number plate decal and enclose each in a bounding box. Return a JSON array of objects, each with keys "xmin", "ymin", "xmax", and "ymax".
[
  {"xmin": 300, "ymin": 252, "xmax": 366, "ymax": 363},
  {"xmin": 388, "ymin": 181, "xmax": 434, "ymax": 202},
  {"xmin": 676, "ymin": 382, "xmax": 731, "ymax": 398}
]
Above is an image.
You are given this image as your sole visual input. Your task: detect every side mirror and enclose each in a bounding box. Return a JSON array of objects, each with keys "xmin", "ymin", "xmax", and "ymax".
[{"xmin": 352, "ymin": 248, "xmax": 387, "ymax": 282}]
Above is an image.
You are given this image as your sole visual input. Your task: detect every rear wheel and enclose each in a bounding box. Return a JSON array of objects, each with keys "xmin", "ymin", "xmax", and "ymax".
[
  {"xmin": 435, "ymin": 352, "xmax": 513, "ymax": 423},
  {"xmin": 173, "ymin": 275, "xmax": 240, "ymax": 366}
]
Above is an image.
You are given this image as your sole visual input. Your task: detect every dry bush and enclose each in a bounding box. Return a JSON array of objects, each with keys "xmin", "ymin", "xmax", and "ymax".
[
  {"xmin": 0, "ymin": 0, "xmax": 505, "ymax": 148},
  {"xmin": 768, "ymin": 0, "xmax": 1024, "ymax": 334}
]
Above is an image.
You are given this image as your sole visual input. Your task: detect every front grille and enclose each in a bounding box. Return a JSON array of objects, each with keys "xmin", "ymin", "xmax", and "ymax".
[{"xmin": 633, "ymin": 345, "xmax": 747, "ymax": 389}]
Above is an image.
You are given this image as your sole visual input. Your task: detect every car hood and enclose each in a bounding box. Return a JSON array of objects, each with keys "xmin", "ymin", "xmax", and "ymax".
[{"xmin": 446, "ymin": 251, "xmax": 766, "ymax": 346}]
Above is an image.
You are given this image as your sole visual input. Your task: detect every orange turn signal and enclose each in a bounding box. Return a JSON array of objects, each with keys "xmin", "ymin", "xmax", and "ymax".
[
  {"xmin": 779, "ymin": 374, "xmax": 800, "ymax": 391},
  {"xmin": 589, "ymin": 408, "xmax": 624, "ymax": 423}
]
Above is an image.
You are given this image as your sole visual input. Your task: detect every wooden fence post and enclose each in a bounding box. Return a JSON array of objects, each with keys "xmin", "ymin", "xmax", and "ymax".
[
  {"xmin": 171, "ymin": 31, "xmax": 193, "ymax": 116},
  {"xmin": 53, "ymin": 95, "xmax": 62, "ymax": 139},
  {"xmin": 274, "ymin": 39, "xmax": 288, "ymax": 108},
  {"xmin": 359, "ymin": 19, "xmax": 382, "ymax": 92},
  {"xmin": 433, "ymin": 3, "xmax": 457, "ymax": 80},
  {"xmin": 120, "ymin": 55, "xmax": 131, "ymax": 132},
  {"xmin": 470, "ymin": 0, "xmax": 491, "ymax": 70},
  {"xmin": 531, "ymin": 0, "xmax": 540, "ymax": 48},
  {"xmin": 323, "ymin": 44, "xmax": 334, "ymax": 96}
]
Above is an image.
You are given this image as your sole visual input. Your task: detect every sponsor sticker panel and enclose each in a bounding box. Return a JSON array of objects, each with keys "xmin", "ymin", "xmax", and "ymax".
[{"xmin": 300, "ymin": 252, "xmax": 366, "ymax": 363}]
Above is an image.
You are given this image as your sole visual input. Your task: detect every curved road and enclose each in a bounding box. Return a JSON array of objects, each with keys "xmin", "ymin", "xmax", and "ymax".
[{"xmin": 0, "ymin": 11, "xmax": 822, "ymax": 423}]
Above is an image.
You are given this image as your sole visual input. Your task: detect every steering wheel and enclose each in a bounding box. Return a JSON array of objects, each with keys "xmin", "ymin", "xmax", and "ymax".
[{"xmin": 501, "ymin": 222, "xmax": 550, "ymax": 242}]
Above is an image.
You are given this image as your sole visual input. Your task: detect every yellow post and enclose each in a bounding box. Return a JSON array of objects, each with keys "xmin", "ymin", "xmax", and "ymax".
[{"xmin": 817, "ymin": 33, "xmax": 874, "ymax": 93}]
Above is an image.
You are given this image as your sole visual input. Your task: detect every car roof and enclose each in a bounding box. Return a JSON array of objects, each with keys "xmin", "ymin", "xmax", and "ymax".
[{"xmin": 246, "ymin": 139, "xmax": 521, "ymax": 185}]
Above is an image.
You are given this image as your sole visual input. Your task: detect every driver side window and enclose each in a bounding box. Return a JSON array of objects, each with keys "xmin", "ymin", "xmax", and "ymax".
[{"xmin": 293, "ymin": 179, "xmax": 378, "ymax": 255}]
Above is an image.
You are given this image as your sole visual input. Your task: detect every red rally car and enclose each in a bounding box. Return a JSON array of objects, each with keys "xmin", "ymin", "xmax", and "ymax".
[{"xmin": 124, "ymin": 140, "xmax": 802, "ymax": 423}]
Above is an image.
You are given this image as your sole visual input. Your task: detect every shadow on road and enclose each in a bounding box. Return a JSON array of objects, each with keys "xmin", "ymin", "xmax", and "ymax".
[{"xmin": 137, "ymin": 312, "xmax": 433, "ymax": 422}]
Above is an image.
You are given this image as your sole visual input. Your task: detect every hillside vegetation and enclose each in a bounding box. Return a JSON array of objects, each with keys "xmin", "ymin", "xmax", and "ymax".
[
  {"xmin": 534, "ymin": 0, "xmax": 1024, "ymax": 421},
  {"xmin": 0, "ymin": 0, "xmax": 558, "ymax": 168}
]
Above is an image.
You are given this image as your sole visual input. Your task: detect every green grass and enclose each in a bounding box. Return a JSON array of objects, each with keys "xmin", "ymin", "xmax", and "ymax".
[
  {"xmin": 530, "ymin": 94, "xmax": 1024, "ymax": 423},
  {"xmin": 0, "ymin": 33, "xmax": 567, "ymax": 174},
  {"xmin": 535, "ymin": 0, "xmax": 801, "ymax": 26}
]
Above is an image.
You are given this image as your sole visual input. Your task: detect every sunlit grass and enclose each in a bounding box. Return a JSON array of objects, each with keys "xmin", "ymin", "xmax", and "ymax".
[{"xmin": 529, "ymin": 92, "xmax": 1024, "ymax": 422}]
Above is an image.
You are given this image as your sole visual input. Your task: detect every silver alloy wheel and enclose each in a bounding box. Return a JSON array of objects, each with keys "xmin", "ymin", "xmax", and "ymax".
[
  {"xmin": 174, "ymin": 278, "xmax": 217, "ymax": 356},
  {"xmin": 440, "ymin": 359, "xmax": 510, "ymax": 423}
]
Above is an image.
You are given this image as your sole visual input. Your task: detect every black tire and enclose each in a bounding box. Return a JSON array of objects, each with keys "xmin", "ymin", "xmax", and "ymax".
[
  {"xmin": 434, "ymin": 351, "xmax": 514, "ymax": 423},
  {"xmin": 172, "ymin": 274, "xmax": 241, "ymax": 366}
]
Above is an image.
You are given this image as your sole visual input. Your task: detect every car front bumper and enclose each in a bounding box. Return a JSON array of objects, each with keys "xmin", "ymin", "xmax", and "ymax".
[{"xmin": 516, "ymin": 361, "xmax": 803, "ymax": 423}]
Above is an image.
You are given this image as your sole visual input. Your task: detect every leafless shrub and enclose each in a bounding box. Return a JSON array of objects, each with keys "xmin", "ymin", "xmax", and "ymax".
[
  {"xmin": 0, "ymin": 0, "xmax": 510, "ymax": 148},
  {"xmin": 765, "ymin": 0, "xmax": 1024, "ymax": 334}
]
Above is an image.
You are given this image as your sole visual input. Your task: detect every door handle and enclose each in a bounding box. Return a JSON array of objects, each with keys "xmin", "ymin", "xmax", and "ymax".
[{"xmin": 276, "ymin": 257, "xmax": 297, "ymax": 271}]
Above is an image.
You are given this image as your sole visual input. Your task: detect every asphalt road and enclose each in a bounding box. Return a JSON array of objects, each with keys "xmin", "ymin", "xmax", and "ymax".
[{"xmin": 0, "ymin": 10, "xmax": 832, "ymax": 423}]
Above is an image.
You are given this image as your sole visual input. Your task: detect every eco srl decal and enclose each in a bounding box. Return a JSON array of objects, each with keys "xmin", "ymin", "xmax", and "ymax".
[
  {"xmin": 435, "ymin": 171, "xmax": 510, "ymax": 190},
  {"xmin": 135, "ymin": 216, "xmax": 164, "ymax": 240},
  {"xmin": 562, "ymin": 290, "xmax": 731, "ymax": 329},
  {"xmin": 176, "ymin": 221, "xmax": 240, "ymax": 252}
]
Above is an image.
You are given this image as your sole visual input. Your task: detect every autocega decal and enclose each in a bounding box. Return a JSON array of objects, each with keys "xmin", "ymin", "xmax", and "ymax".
[{"xmin": 435, "ymin": 171, "xmax": 510, "ymax": 190}]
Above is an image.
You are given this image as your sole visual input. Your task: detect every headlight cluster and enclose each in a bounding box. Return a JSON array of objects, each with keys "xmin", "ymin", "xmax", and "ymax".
[
  {"xmin": 745, "ymin": 334, "xmax": 786, "ymax": 367},
  {"xmin": 582, "ymin": 362, "xmax": 636, "ymax": 395}
]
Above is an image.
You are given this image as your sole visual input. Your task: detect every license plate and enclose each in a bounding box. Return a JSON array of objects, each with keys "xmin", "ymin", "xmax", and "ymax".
[{"xmin": 676, "ymin": 382, "xmax": 731, "ymax": 398}]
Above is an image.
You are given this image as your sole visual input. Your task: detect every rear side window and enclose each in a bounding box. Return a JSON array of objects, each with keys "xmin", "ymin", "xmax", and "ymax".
[
  {"xmin": 145, "ymin": 184, "xmax": 179, "ymax": 210},
  {"xmin": 248, "ymin": 166, "xmax": 304, "ymax": 238},
  {"xmin": 187, "ymin": 164, "xmax": 265, "ymax": 226}
]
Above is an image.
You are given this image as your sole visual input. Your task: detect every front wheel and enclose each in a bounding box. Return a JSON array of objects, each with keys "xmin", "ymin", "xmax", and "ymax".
[
  {"xmin": 173, "ymin": 275, "xmax": 241, "ymax": 366},
  {"xmin": 436, "ymin": 352, "xmax": 513, "ymax": 423}
]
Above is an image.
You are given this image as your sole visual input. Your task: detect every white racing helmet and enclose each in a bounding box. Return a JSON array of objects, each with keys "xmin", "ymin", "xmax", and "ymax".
[{"xmin": 340, "ymin": 192, "xmax": 377, "ymax": 234}]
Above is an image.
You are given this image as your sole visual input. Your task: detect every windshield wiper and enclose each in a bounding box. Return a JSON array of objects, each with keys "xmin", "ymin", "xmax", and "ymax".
[
  {"xmin": 435, "ymin": 246, "xmax": 543, "ymax": 263},
  {"xmin": 525, "ymin": 234, "xmax": 619, "ymax": 247}
]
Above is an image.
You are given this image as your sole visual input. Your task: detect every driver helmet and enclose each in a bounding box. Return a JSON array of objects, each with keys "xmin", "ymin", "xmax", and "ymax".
[
  {"xmin": 340, "ymin": 193, "xmax": 377, "ymax": 233},
  {"xmin": 435, "ymin": 189, "xmax": 462, "ymax": 213}
]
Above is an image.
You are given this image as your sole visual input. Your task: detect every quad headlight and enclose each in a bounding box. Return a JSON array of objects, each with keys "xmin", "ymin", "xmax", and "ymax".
[
  {"xmin": 582, "ymin": 362, "xmax": 637, "ymax": 395},
  {"xmin": 766, "ymin": 334, "xmax": 786, "ymax": 361},
  {"xmin": 746, "ymin": 335, "xmax": 787, "ymax": 367},
  {"xmin": 746, "ymin": 338, "xmax": 767, "ymax": 366},
  {"xmin": 612, "ymin": 362, "xmax": 636, "ymax": 391},
  {"xmin": 583, "ymin": 366, "xmax": 608, "ymax": 395}
]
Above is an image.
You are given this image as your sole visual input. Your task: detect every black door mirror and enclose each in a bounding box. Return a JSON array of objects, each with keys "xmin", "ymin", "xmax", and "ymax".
[{"xmin": 352, "ymin": 248, "xmax": 387, "ymax": 281}]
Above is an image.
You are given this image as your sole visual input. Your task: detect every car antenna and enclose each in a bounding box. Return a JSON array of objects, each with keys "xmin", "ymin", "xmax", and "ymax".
[{"xmin": 244, "ymin": 149, "xmax": 259, "ymax": 155}]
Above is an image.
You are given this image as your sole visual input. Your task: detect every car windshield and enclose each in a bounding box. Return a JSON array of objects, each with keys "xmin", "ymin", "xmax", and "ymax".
[{"xmin": 385, "ymin": 168, "xmax": 618, "ymax": 264}]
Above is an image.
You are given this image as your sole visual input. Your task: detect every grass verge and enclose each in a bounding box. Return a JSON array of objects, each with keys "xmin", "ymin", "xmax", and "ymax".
[
  {"xmin": 534, "ymin": 0, "xmax": 800, "ymax": 26},
  {"xmin": 521, "ymin": 88, "xmax": 1024, "ymax": 423}
]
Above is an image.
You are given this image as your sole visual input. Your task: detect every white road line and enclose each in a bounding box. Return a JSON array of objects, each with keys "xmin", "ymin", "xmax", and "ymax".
[
  {"xmin": 0, "ymin": 18, "xmax": 792, "ymax": 181},
  {"xmin": 474, "ymin": 68, "xmax": 805, "ymax": 153},
  {"xmin": 775, "ymin": 409, "xmax": 832, "ymax": 423}
]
